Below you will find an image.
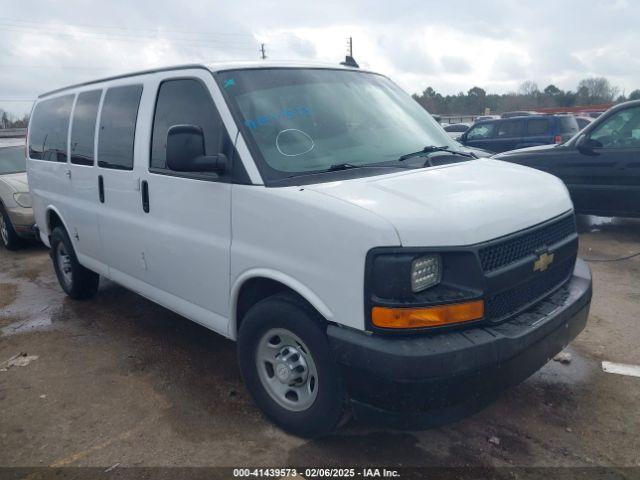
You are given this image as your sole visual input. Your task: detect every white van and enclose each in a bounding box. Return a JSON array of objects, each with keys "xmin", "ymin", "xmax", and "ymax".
[{"xmin": 27, "ymin": 62, "xmax": 592, "ymax": 437}]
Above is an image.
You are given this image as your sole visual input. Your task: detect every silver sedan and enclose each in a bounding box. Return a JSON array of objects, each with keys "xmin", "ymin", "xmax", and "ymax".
[{"xmin": 0, "ymin": 143, "xmax": 36, "ymax": 249}]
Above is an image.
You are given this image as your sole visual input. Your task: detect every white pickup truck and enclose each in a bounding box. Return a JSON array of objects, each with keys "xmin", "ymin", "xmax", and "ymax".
[{"xmin": 27, "ymin": 61, "xmax": 592, "ymax": 437}]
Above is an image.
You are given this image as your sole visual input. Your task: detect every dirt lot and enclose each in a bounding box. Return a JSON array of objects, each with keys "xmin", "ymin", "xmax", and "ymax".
[{"xmin": 0, "ymin": 215, "xmax": 639, "ymax": 475}]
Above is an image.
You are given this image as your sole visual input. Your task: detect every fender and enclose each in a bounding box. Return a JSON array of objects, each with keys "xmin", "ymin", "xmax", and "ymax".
[
  {"xmin": 42, "ymin": 205, "xmax": 71, "ymax": 248},
  {"xmin": 228, "ymin": 268, "xmax": 335, "ymax": 340}
]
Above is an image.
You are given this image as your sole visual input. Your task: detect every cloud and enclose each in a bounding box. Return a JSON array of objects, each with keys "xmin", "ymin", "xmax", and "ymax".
[
  {"xmin": 1, "ymin": 0, "xmax": 639, "ymax": 115},
  {"xmin": 440, "ymin": 56, "xmax": 472, "ymax": 75},
  {"xmin": 377, "ymin": 35, "xmax": 436, "ymax": 74},
  {"xmin": 492, "ymin": 53, "xmax": 530, "ymax": 81}
]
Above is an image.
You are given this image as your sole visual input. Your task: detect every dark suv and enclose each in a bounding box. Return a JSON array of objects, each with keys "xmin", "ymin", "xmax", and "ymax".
[
  {"xmin": 460, "ymin": 115, "xmax": 579, "ymax": 153},
  {"xmin": 494, "ymin": 100, "xmax": 640, "ymax": 218}
]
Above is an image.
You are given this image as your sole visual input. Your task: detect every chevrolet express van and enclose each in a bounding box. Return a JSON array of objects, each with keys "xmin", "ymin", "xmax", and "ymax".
[{"xmin": 27, "ymin": 62, "xmax": 592, "ymax": 437}]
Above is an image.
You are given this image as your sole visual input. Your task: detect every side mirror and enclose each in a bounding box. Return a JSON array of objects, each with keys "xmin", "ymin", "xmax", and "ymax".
[
  {"xmin": 166, "ymin": 125, "xmax": 228, "ymax": 174},
  {"xmin": 576, "ymin": 134, "xmax": 602, "ymax": 154}
]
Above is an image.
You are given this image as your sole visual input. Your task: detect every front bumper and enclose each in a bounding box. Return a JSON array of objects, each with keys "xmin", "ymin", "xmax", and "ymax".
[
  {"xmin": 327, "ymin": 259, "xmax": 592, "ymax": 429},
  {"xmin": 6, "ymin": 205, "xmax": 36, "ymax": 238}
]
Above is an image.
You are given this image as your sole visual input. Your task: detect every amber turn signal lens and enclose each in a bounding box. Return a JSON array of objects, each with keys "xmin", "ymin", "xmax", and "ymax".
[{"xmin": 371, "ymin": 300, "xmax": 484, "ymax": 329}]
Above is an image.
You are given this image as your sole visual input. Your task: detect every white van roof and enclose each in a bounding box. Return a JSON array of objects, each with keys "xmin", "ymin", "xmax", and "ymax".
[{"xmin": 38, "ymin": 61, "xmax": 367, "ymax": 99}]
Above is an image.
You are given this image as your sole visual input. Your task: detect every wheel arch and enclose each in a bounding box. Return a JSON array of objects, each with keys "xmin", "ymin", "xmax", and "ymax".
[
  {"xmin": 229, "ymin": 269, "xmax": 334, "ymax": 341},
  {"xmin": 44, "ymin": 206, "xmax": 70, "ymax": 245}
]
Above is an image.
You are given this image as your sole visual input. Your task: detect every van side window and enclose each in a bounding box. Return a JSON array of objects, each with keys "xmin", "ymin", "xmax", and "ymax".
[
  {"xmin": 98, "ymin": 85, "xmax": 143, "ymax": 170},
  {"xmin": 497, "ymin": 120, "xmax": 523, "ymax": 138},
  {"xmin": 70, "ymin": 90, "xmax": 102, "ymax": 166},
  {"xmin": 150, "ymin": 79, "xmax": 224, "ymax": 172},
  {"xmin": 526, "ymin": 118, "xmax": 549, "ymax": 136},
  {"xmin": 28, "ymin": 94, "xmax": 74, "ymax": 162}
]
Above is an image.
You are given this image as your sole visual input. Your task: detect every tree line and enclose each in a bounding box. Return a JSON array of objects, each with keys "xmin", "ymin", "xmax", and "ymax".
[
  {"xmin": 0, "ymin": 110, "xmax": 29, "ymax": 129},
  {"xmin": 412, "ymin": 77, "xmax": 640, "ymax": 115},
  {"xmin": 3, "ymin": 76, "xmax": 639, "ymax": 127}
]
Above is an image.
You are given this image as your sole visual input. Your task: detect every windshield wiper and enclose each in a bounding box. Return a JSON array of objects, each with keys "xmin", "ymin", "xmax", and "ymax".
[
  {"xmin": 398, "ymin": 145, "xmax": 477, "ymax": 162},
  {"xmin": 325, "ymin": 163, "xmax": 359, "ymax": 172},
  {"xmin": 269, "ymin": 162, "xmax": 414, "ymax": 185}
]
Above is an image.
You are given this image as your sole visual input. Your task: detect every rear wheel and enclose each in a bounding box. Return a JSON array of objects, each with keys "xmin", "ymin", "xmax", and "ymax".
[
  {"xmin": 49, "ymin": 226, "xmax": 100, "ymax": 299},
  {"xmin": 0, "ymin": 205, "xmax": 22, "ymax": 250},
  {"xmin": 238, "ymin": 294, "xmax": 346, "ymax": 437}
]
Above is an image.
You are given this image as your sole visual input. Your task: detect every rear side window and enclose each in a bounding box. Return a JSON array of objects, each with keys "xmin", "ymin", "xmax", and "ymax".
[
  {"xmin": 70, "ymin": 90, "xmax": 102, "ymax": 166},
  {"xmin": 98, "ymin": 85, "xmax": 143, "ymax": 170},
  {"xmin": 558, "ymin": 116, "xmax": 579, "ymax": 134},
  {"xmin": 28, "ymin": 95, "xmax": 74, "ymax": 162},
  {"xmin": 466, "ymin": 123, "xmax": 495, "ymax": 140},
  {"xmin": 526, "ymin": 118, "xmax": 550, "ymax": 136},
  {"xmin": 497, "ymin": 120, "xmax": 524, "ymax": 138},
  {"xmin": 150, "ymin": 78, "xmax": 224, "ymax": 171}
]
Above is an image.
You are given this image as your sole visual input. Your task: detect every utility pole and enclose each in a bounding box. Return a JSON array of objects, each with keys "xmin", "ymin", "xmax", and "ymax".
[
  {"xmin": 260, "ymin": 43, "xmax": 267, "ymax": 60},
  {"xmin": 347, "ymin": 36, "xmax": 353, "ymax": 57}
]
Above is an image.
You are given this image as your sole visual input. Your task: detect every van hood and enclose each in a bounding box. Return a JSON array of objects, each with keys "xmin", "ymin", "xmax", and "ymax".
[{"xmin": 306, "ymin": 159, "xmax": 573, "ymax": 247}]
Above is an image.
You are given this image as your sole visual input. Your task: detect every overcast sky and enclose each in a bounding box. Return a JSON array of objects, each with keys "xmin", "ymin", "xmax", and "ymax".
[{"xmin": 1, "ymin": 0, "xmax": 639, "ymax": 116}]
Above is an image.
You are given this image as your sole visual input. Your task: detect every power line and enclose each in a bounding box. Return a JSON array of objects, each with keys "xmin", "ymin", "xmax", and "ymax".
[
  {"xmin": 0, "ymin": 64, "xmax": 116, "ymax": 70},
  {"xmin": 0, "ymin": 17, "xmax": 256, "ymax": 38},
  {"xmin": 0, "ymin": 24, "xmax": 259, "ymax": 49}
]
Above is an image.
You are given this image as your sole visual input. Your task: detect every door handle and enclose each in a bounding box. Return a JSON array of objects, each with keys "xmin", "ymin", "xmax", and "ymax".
[
  {"xmin": 65, "ymin": 169, "xmax": 71, "ymax": 179},
  {"xmin": 141, "ymin": 180, "xmax": 150, "ymax": 213},
  {"xmin": 98, "ymin": 175, "xmax": 105, "ymax": 203}
]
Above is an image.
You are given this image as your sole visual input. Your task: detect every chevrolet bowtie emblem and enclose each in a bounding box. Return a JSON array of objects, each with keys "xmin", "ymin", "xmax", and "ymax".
[{"xmin": 533, "ymin": 252, "xmax": 555, "ymax": 272}]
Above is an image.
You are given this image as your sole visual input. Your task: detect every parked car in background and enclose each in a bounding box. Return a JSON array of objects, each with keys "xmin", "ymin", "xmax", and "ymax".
[
  {"xmin": 474, "ymin": 115, "xmax": 499, "ymax": 122},
  {"xmin": 494, "ymin": 100, "xmax": 640, "ymax": 218},
  {"xmin": 442, "ymin": 123, "xmax": 470, "ymax": 140},
  {"xmin": 501, "ymin": 111, "xmax": 538, "ymax": 118},
  {"xmin": 27, "ymin": 62, "xmax": 591, "ymax": 436},
  {"xmin": 0, "ymin": 143, "xmax": 36, "ymax": 249},
  {"xmin": 459, "ymin": 115, "xmax": 579, "ymax": 153},
  {"xmin": 574, "ymin": 116, "xmax": 594, "ymax": 130}
]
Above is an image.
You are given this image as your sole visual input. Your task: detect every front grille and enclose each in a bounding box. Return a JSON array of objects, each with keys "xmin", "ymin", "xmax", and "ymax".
[
  {"xmin": 486, "ymin": 258, "xmax": 575, "ymax": 321},
  {"xmin": 479, "ymin": 215, "xmax": 576, "ymax": 272}
]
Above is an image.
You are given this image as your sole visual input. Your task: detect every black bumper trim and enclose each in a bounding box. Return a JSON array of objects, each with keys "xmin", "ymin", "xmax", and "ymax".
[{"xmin": 327, "ymin": 259, "xmax": 592, "ymax": 424}]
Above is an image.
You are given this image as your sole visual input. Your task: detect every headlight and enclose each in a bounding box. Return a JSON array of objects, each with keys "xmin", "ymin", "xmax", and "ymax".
[
  {"xmin": 13, "ymin": 192, "xmax": 32, "ymax": 208},
  {"xmin": 366, "ymin": 248, "xmax": 483, "ymax": 331},
  {"xmin": 411, "ymin": 255, "xmax": 442, "ymax": 292}
]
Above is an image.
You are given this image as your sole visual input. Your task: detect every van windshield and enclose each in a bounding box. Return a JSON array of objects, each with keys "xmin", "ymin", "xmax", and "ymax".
[{"xmin": 217, "ymin": 68, "xmax": 456, "ymax": 183}]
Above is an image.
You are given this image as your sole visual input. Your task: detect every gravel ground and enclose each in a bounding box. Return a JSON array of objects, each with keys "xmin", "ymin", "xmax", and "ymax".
[{"xmin": 0, "ymin": 215, "xmax": 639, "ymax": 476}]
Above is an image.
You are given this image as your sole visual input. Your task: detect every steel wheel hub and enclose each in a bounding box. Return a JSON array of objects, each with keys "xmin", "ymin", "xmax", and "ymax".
[
  {"xmin": 56, "ymin": 243, "xmax": 73, "ymax": 287},
  {"xmin": 256, "ymin": 328, "xmax": 318, "ymax": 412},
  {"xmin": 274, "ymin": 345, "xmax": 309, "ymax": 385}
]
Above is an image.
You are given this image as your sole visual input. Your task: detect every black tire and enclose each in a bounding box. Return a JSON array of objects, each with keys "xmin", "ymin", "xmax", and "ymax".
[
  {"xmin": 0, "ymin": 204, "xmax": 23, "ymax": 250},
  {"xmin": 49, "ymin": 226, "xmax": 100, "ymax": 300},
  {"xmin": 238, "ymin": 293, "xmax": 346, "ymax": 437}
]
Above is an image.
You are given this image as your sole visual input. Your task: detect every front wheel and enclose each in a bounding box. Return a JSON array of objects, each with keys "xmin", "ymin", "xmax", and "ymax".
[
  {"xmin": 50, "ymin": 226, "xmax": 100, "ymax": 300},
  {"xmin": 238, "ymin": 294, "xmax": 346, "ymax": 437}
]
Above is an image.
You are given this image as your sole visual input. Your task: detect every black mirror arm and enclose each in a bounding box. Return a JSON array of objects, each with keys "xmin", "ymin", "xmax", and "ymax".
[{"xmin": 192, "ymin": 154, "xmax": 228, "ymax": 174}]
